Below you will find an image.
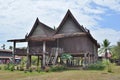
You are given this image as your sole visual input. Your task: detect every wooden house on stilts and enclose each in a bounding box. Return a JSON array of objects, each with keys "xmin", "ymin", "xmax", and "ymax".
[{"xmin": 8, "ymin": 10, "xmax": 100, "ymax": 69}]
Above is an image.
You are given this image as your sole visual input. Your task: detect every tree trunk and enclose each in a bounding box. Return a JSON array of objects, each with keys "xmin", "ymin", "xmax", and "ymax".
[{"xmin": 105, "ymin": 49, "xmax": 108, "ymax": 59}]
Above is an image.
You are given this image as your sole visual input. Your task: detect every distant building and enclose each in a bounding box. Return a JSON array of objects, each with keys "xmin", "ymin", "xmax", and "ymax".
[
  {"xmin": 0, "ymin": 49, "xmax": 22, "ymax": 64},
  {"xmin": 0, "ymin": 49, "xmax": 12, "ymax": 64},
  {"xmin": 98, "ymin": 50, "xmax": 112, "ymax": 60}
]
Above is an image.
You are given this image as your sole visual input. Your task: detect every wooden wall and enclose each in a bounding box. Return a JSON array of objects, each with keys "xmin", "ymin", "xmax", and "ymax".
[
  {"xmin": 28, "ymin": 41, "xmax": 56, "ymax": 55},
  {"xmin": 59, "ymin": 36, "xmax": 97, "ymax": 55}
]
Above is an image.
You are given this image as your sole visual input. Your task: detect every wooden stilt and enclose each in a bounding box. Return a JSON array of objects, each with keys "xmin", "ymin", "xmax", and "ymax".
[
  {"xmin": 26, "ymin": 56, "xmax": 31, "ymax": 69},
  {"xmin": 13, "ymin": 41, "xmax": 16, "ymax": 64},
  {"xmin": 41, "ymin": 56, "xmax": 43, "ymax": 68},
  {"xmin": 88, "ymin": 53, "xmax": 90, "ymax": 65},
  {"xmin": 26, "ymin": 43, "xmax": 31, "ymax": 69},
  {"xmin": 42, "ymin": 41, "xmax": 46, "ymax": 68},
  {"xmin": 37, "ymin": 56, "xmax": 40, "ymax": 66},
  {"xmin": 83, "ymin": 53, "xmax": 87, "ymax": 68}
]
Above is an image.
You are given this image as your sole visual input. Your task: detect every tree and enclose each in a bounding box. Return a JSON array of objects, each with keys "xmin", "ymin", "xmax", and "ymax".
[
  {"xmin": 1, "ymin": 44, "xmax": 5, "ymax": 50},
  {"xmin": 9, "ymin": 46, "xmax": 13, "ymax": 50},
  {"xmin": 61, "ymin": 53, "xmax": 72, "ymax": 60},
  {"xmin": 99, "ymin": 39, "xmax": 111, "ymax": 59},
  {"xmin": 61, "ymin": 53, "xmax": 73, "ymax": 65},
  {"xmin": 111, "ymin": 42, "xmax": 120, "ymax": 59}
]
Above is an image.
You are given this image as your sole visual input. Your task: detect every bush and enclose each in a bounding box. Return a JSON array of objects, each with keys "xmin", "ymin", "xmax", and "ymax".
[
  {"xmin": 4, "ymin": 65, "xmax": 8, "ymax": 70},
  {"xmin": 16, "ymin": 66, "xmax": 19, "ymax": 70},
  {"xmin": 4, "ymin": 64, "xmax": 10, "ymax": 70},
  {"xmin": 50, "ymin": 65, "xmax": 66, "ymax": 72},
  {"xmin": 3, "ymin": 63, "xmax": 14, "ymax": 71},
  {"xmin": 103, "ymin": 59, "xmax": 113, "ymax": 72},
  {"xmin": 28, "ymin": 67, "xmax": 32, "ymax": 72},
  {"xmin": 44, "ymin": 66, "xmax": 50, "ymax": 72},
  {"xmin": 10, "ymin": 64, "xmax": 14, "ymax": 71},
  {"xmin": 0, "ymin": 66, "xmax": 2, "ymax": 70},
  {"xmin": 88, "ymin": 61, "xmax": 105, "ymax": 70},
  {"xmin": 36, "ymin": 66, "xmax": 41, "ymax": 73},
  {"xmin": 24, "ymin": 69, "xmax": 28, "ymax": 73},
  {"xmin": 19, "ymin": 65, "xmax": 24, "ymax": 71}
]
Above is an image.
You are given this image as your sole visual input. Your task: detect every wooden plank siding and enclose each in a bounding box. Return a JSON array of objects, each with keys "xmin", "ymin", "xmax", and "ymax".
[
  {"xmin": 28, "ymin": 41, "xmax": 57, "ymax": 55},
  {"xmin": 58, "ymin": 36, "xmax": 96, "ymax": 55}
]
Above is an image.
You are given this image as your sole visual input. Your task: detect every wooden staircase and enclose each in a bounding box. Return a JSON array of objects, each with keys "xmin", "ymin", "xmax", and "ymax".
[{"xmin": 46, "ymin": 48, "xmax": 63, "ymax": 65}]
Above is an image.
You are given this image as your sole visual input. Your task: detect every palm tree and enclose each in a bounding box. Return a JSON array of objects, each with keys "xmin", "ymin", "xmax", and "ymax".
[
  {"xmin": 9, "ymin": 46, "xmax": 13, "ymax": 50},
  {"xmin": 99, "ymin": 39, "xmax": 111, "ymax": 59},
  {"xmin": 1, "ymin": 44, "xmax": 5, "ymax": 50},
  {"xmin": 99, "ymin": 39, "xmax": 112, "ymax": 72},
  {"xmin": 61, "ymin": 53, "xmax": 73, "ymax": 66}
]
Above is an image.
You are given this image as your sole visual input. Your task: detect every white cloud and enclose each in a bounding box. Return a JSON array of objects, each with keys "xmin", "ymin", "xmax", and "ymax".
[
  {"xmin": 92, "ymin": 0, "xmax": 120, "ymax": 12},
  {"xmin": 90, "ymin": 27, "xmax": 120, "ymax": 45},
  {"xmin": 0, "ymin": 0, "xmax": 120, "ymax": 48}
]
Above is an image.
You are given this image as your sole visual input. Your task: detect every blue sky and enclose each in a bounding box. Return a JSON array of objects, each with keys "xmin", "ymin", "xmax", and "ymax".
[{"xmin": 0, "ymin": 0, "xmax": 120, "ymax": 49}]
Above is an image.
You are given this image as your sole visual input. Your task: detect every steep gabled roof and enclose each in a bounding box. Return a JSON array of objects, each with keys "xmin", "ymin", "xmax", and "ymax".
[
  {"xmin": 54, "ymin": 10, "xmax": 100, "ymax": 47},
  {"xmin": 55, "ymin": 9, "xmax": 86, "ymax": 34},
  {"xmin": 27, "ymin": 18, "xmax": 55, "ymax": 38}
]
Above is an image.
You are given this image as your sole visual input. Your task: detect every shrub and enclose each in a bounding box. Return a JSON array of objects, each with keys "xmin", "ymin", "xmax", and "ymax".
[
  {"xmin": 36, "ymin": 66, "xmax": 41, "ymax": 73},
  {"xmin": 0, "ymin": 66, "xmax": 2, "ymax": 70},
  {"xmin": 4, "ymin": 64, "xmax": 10, "ymax": 70},
  {"xmin": 19, "ymin": 65, "xmax": 24, "ymax": 71},
  {"xmin": 29, "ymin": 67, "xmax": 32, "ymax": 72},
  {"xmin": 3, "ymin": 63, "xmax": 15, "ymax": 71},
  {"xmin": 16, "ymin": 66, "xmax": 19, "ymax": 70},
  {"xmin": 24, "ymin": 69, "xmax": 28, "ymax": 73},
  {"xmin": 102, "ymin": 59, "xmax": 113, "ymax": 72},
  {"xmin": 10, "ymin": 65, "xmax": 14, "ymax": 71},
  {"xmin": 4, "ymin": 65, "xmax": 8, "ymax": 70},
  {"xmin": 50, "ymin": 65, "xmax": 66, "ymax": 72},
  {"xmin": 44, "ymin": 66, "xmax": 50, "ymax": 72},
  {"xmin": 88, "ymin": 61, "xmax": 105, "ymax": 70}
]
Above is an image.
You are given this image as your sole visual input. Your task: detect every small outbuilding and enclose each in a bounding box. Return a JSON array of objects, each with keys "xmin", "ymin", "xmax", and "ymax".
[{"xmin": 0, "ymin": 49, "xmax": 12, "ymax": 64}]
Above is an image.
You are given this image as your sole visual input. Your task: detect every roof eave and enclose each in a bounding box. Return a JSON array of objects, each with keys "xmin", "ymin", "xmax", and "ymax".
[{"xmin": 7, "ymin": 38, "xmax": 26, "ymax": 42}]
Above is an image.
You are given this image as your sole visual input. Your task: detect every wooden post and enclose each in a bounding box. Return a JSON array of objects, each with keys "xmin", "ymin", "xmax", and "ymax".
[
  {"xmin": 88, "ymin": 53, "xmax": 90, "ymax": 65},
  {"xmin": 27, "ymin": 55, "xmax": 31, "ymax": 69},
  {"xmin": 37, "ymin": 56, "xmax": 40, "ymax": 66},
  {"xmin": 90, "ymin": 55, "xmax": 91, "ymax": 64},
  {"xmin": 83, "ymin": 53, "xmax": 87, "ymax": 68},
  {"xmin": 26, "ymin": 42, "xmax": 31, "ymax": 69},
  {"xmin": 13, "ymin": 41, "xmax": 16, "ymax": 64},
  {"xmin": 42, "ymin": 41, "xmax": 46, "ymax": 68},
  {"xmin": 41, "ymin": 56, "xmax": 43, "ymax": 68},
  {"xmin": 92, "ymin": 54, "xmax": 94, "ymax": 63}
]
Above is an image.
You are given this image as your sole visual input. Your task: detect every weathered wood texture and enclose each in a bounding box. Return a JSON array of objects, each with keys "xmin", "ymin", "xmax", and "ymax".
[
  {"xmin": 59, "ymin": 36, "xmax": 98, "ymax": 55},
  {"xmin": 57, "ymin": 17, "xmax": 83, "ymax": 34}
]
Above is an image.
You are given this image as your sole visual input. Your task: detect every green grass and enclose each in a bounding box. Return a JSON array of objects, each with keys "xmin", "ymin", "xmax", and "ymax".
[{"xmin": 0, "ymin": 64, "xmax": 120, "ymax": 80}]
